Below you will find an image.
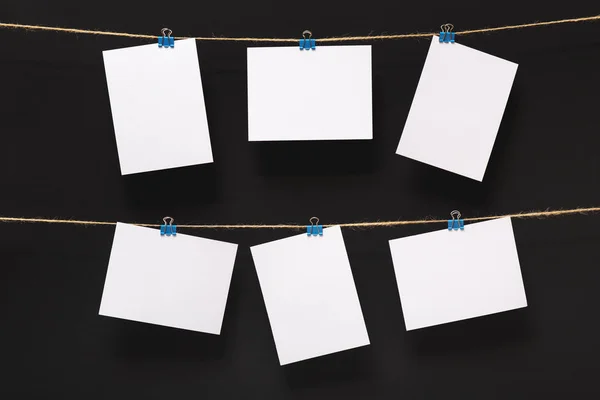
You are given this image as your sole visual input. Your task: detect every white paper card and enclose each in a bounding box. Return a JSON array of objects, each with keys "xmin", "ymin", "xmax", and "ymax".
[
  {"xmin": 251, "ymin": 226, "xmax": 369, "ymax": 365},
  {"xmin": 103, "ymin": 39, "xmax": 213, "ymax": 175},
  {"xmin": 247, "ymin": 45, "xmax": 372, "ymax": 141},
  {"xmin": 396, "ymin": 37, "xmax": 518, "ymax": 181},
  {"xmin": 389, "ymin": 217, "xmax": 527, "ymax": 331},
  {"xmin": 99, "ymin": 223, "xmax": 238, "ymax": 334}
]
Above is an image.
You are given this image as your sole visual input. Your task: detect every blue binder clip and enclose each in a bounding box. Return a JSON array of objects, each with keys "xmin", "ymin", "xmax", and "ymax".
[
  {"xmin": 307, "ymin": 217, "xmax": 323, "ymax": 236},
  {"xmin": 160, "ymin": 216, "xmax": 177, "ymax": 236},
  {"xmin": 299, "ymin": 30, "xmax": 316, "ymax": 50},
  {"xmin": 447, "ymin": 210, "xmax": 464, "ymax": 231},
  {"xmin": 439, "ymin": 23, "xmax": 456, "ymax": 43},
  {"xmin": 158, "ymin": 28, "xmax": 175, "ymax": 48}
]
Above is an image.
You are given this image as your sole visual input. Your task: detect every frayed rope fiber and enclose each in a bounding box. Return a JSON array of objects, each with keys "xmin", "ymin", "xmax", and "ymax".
[
  {"xmin": 1, "ymin": 207, "xmax": 599, "ymax": 230},
  {"xmin": 0, "ymin": 14, "xmax": 599, "ymax": 42}
]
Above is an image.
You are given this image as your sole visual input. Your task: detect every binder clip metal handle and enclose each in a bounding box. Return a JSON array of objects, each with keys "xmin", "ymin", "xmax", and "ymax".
[
  {"xmin": 447, "ymin": 210, "xmax": 464, "ymax": 231},
  {"xmin": 160, "ymin": 216, "xmax": 177, "ymax": 236},
  {"xmin": 439, "ymin": 23, "xmax": 456, "ymax": 43},
  {"xmin": 299, "ymin": 30, "xmax": 316, "ymax": 51},
  {"xmin": 158, "ymin": 28, "xmax": 175, "ymax": 48},
  {"xmin": 307, "ymin": 216, "xmax": 323, "ymax": 236}
]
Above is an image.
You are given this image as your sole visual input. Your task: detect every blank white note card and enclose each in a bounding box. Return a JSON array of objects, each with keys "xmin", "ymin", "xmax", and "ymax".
[
  {"xmin": 247, "ymin": 45, "xmax": 372, "ymax": 141},
  {"xmin": 103, "ymin": 38, "xmax": 213, "ymax": 175},
  {"xmin": 251, "ymin": 226, "xmax": 369, "ymax": 365},
  {"xmin": 99, "ymin": 223, "xmax": 238, "ymax": 334},
  {"xmin": 396, "ymin": 36, "xmax": 518, "ymax": 181},
  {"xmin": 389, "ymin": 217, "xmax": 527, "ymax": 331}
]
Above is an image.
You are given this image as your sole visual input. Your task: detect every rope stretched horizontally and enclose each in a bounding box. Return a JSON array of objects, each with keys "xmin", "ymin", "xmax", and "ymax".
[
  {"xmin": 0, "ymin": 14, "xmax": 599, "ymax": 42},
  {"xmin": 0, "ymin": 207, "xmax": 599, "ymax": 230}
]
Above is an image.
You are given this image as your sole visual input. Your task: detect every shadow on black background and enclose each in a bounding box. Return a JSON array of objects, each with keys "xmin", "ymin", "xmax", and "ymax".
[
  {"xmin": 404, "ymin": 309, "xmax": 532, "ymax": 358},
  {"xmin": 113, "ymin": 321, "xmax": 226, "ymax": 361},
  {"xmin": 253, "ymin": 140, "xmax": 378, "ymax": 177},
  {"xmin": 283, "ymin": 345, "xmax": 374, "ymax": 390},
  {"xmin": 122, "ymin": 163, "xmax": 218, "ymax": 209}
]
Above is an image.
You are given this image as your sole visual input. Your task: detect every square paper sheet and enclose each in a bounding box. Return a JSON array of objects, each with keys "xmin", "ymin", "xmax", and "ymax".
[
  {"xmin": 103, "ymin": 38, "xmax": 213, "ymax": 175},
  {"xmin": 388, "ymin": 217, "xmax": 527, "ymax": 330},
  {"xmin": 396, "ymin": 36, "xmax": 518, "ymax": 181},
  {"xmin": 251, "ymin": 226, "xmax": 370, "ymax": 365},
  {"xmin": 99, "ymin": 223, "xmax": 238, "ymax": 334},
  {"xmin": 247, "ymin": 45, "xmax": 372, "ymax": 141}
]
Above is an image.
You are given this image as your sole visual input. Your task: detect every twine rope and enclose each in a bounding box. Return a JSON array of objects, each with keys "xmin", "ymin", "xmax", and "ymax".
[
  {"xmin": 0, "ymin": 14, "xmax": 599, "ymax": 42},
  {"xmin": 1, "ymin": 207, "xmax": 599, "ymax": 230}
]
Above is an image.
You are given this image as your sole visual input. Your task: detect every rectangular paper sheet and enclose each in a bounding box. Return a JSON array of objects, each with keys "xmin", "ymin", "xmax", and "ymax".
[
  {"xmin": 247, "ymin": 45, "xmax": 373, "ymax": 141},
  {"xmin": 396, "ymin": 36, "xmax": 518, "ymax": 181},
  {"xmin": 99, "ymin": 223, "xmax": 238, "ymax": 334},
  {"xmin": 389, "ymin": 217, "xmax": 527, "ymax": 330},
  {"xmin": 251, "ymin": 226, "xmax": 370, "ymax": 365},
  {"xmin": 103, "ymin": 38, "xmax": 213, "ymax": 175}
]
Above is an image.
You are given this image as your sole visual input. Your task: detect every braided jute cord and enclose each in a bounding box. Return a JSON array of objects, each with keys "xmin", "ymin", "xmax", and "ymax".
[
  {"xmin": 1, "ymin": 207, "xmax": 599, "ymax": 230},
  {"xmin": 0, "ymin": 14, "xmax": 599, "ymax": 42}
]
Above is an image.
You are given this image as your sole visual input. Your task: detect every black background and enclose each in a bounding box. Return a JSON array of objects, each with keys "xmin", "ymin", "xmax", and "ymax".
[{"xmin": 1, "ymin": 1, "xmax": 599, "ymax": 398}]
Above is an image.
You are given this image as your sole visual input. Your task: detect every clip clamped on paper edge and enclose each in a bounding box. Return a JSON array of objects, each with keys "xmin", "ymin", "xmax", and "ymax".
[
  {"xmin": 299, "ymin": 30, "xmax": 316, "ymax": 50},
  {"xmin": 158, "ymin": 28, "xmax": 175, "ymax": 48},
  {"xmin": 160, "ymin": 216, "xmax": 177, "ymax": 236},
  {"xmin": 307, "ymin": 216, "xmax": 323, "ymax": 236},
  {"xmin": 447, "ymin": 210, "xmax": 464, "ymax": 231},
  {"xmin": 439, "ymin": 23, "xmax": 456, "ymax": 43}
]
